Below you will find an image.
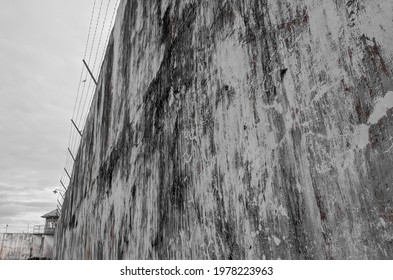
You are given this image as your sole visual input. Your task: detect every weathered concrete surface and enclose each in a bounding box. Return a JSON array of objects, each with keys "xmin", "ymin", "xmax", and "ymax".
[
  {"xmin": 55, "ymin": 0, "xmax": 393, "ymax": 259},
  {"xmin": 30, "ymin": 234, "xmax": 54, "ymax": 259},
  {"xmin": 0, "ymin": 233, "xmax": 55, "ymax": 260},
  {"xmin": 42, "ymin": 235, "xmax": 54, "ymax": 258},
  {"xmin": 0, "ymin": 233, "xmax": 31, "ymax": 260},
  {"xmin": 31, "ymin": 235, "xmax": 43, "ymax": 258}
]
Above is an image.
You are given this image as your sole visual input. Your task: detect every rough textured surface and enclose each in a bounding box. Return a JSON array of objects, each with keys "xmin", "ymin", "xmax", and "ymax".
[
  {"xmin": 0, "ymin": 233, "xmax": 55, "ymax": 260},
  {"xmin": 55, "ymin": 0, "xmax": 393, "ymax": 259},
  {"xmin": 0, "ymin": 233, "xmax": 31, "ymax": 260}
]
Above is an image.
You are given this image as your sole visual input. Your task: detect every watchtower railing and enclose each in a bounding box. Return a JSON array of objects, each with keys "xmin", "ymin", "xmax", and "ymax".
[{"xmin": 33, "ymin": 225, "xmax": 45, "ymax": 235}]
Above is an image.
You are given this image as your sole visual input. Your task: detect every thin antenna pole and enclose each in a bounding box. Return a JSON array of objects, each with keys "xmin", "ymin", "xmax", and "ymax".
[
  {"xmin": 68, "ymin": 148, "xmax": 76, "ymax": 161},
  {"xmin": 71, "ymin": 119, "xmax": 83, "ymax": 137},
  {"xmin": 60, "ymin": 180, "xmax": 67, "ymax": 191},
  {"xmin": 82, "ymin": 59, "xmax": 98, "ymax": 85},
  {"xmin": 64, "ymin": 168, "xmax": 71, "ymax": 180}
]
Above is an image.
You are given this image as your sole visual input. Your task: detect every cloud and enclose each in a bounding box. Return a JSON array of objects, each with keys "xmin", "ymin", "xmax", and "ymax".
[
  {"xmin": 0, "ymin": 198, "xmax": 57, "ymax": 228},
  {"xmin": 0, "ymin": 181, "xmax": 57, "ymax": 228},
  {"xmin": 0, "ymin": 200, "xmax": 55, "ymax": 215}
]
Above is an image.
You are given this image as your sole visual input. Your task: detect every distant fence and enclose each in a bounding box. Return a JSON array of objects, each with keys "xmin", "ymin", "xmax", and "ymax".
[
  {"xmin": 0, "ymin": 224, "xmax": 57, "ymax": 235},
  {"xmin": 0, "ymin": 225, "xmax": 34, "ymax": 234}
]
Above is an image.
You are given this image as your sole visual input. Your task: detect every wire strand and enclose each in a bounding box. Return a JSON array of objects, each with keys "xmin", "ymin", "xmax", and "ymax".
[
  {"xmin": 85, "ymin": 0, "xmax": 120, "ymax": 126},
  {"xmin": 87, "ymin": 0, "xmax": 104, "ymax": 65},
  {"xmin": 59, "ymin": 0, "xmax": 120, "ymax": 191},
  {"xmin": 60, "ymin": 0, "xmax": 98, "ymax": 189},
  {"xmin": 73, "ymin": 0, "xmax": 97, "ymax": 131},
  {"xmin": 81, "ymin": 0, "xmax": 113, "ymax": 125},
  {"xmin": 83, "ymin": 0, "xmax": 97, "ymax": 59},
  {"xmin": 76, "ymin": 0, "xmax": 103, "ymax": 128},
  {"xmin": 98, "ymin": 0, "xmax": 120, "ymax": 73},
  {"xmin": 92, "ymin": 0, "xmax": 111, "ymax": 75}
]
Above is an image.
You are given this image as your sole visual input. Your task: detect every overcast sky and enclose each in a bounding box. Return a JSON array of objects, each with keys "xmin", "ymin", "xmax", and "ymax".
[{"xmin": 0, "ymin": 0, "xmax": 118, "ymax": 232}]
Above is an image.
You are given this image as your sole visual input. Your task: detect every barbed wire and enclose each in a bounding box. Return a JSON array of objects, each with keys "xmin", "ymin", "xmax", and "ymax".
[
  {"xmin": 81, "ymin": 0, "xmax": 113, "ymax": 125},
  {"xmin": 98, "ymin": 0, "xmax": 119, "ymax": 75},
  {"xmin": 74, "ymin": 0, "xmax": 104, "ymax": 131},
  {"xmin": 87, "ymin": 0, "xmax": 104, "ymax": 66},
  {"xmin": 85, "ymin": 0, "xmax": 121, "ymax": 125},
  {"xmin": 0, "ymin": 225, "xmax": 39, "ymax": 234},
  {"xmin": 67, "ymin": 0, "xmax": 110, "ymax": 177},
  {"xmin": 58, "ymin": 0, "xmax": 120, "ymax": 197},
  {"xmin": 61, "ymin": 0, "xmax": 98, "ymax": 190},
  {"xmin": 93, "ymin": 0, "xmax": 111, "ymax": 74},
  {"xmin": 80, "ymin": 78, "xmax": 94, "ymax": 129},
  {"xmin": 73, "ymin": 0, "xmax": 98, "ymax": 127}
]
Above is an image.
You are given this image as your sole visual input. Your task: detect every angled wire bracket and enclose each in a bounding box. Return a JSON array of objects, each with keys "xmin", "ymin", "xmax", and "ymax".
[
  {"xmin": 57, "ymin": 191, "xmax": 65, "ymax": 200},
  {"xmin": 68, "ymin": 148, "xmax": 76, "ymax": 161},
  {"xmin": 82, "ymin": 59, "xmax": 98, "ymax": 85},
  {"xmin": 64, "ymin": 168, "xmax": 71, "ymax": 180},
  {"xmin": 60, "ymin": 180, "xmax": 67, "ymax": 191},
  {"xmin": 71, "ymin": 119, "xmax": 83, "ymax": 137}
]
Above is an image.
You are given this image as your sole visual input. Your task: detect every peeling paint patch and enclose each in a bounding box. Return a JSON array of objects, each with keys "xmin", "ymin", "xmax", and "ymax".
[
  {"xmin": 354, "ymin": 124, "xmax": 369, "ymax": 149},
  {"xmin": 353, "ymin": 91, "xmax": 393, "ymax": 149},
  {"xmin": 215, "ymin": 39, "xmax": 249, "ymax": 87},
  {"xmin": 368, "ymin": 91, "xmax": 393, "ymax": 124},
  {"xmin": 272, "ymin": 235, "xmax": 281, "ymax": 246}
]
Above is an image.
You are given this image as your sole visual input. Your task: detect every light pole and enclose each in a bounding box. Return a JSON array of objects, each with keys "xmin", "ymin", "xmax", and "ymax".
[{"xmin": 53, "ymin": 189, "xmax": 65, "ymax": 199}]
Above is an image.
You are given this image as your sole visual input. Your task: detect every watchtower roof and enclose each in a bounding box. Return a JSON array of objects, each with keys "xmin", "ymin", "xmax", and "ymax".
[{"xmin": 41, "ymin": 209, "xmax": 59, "ymax": 219}]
